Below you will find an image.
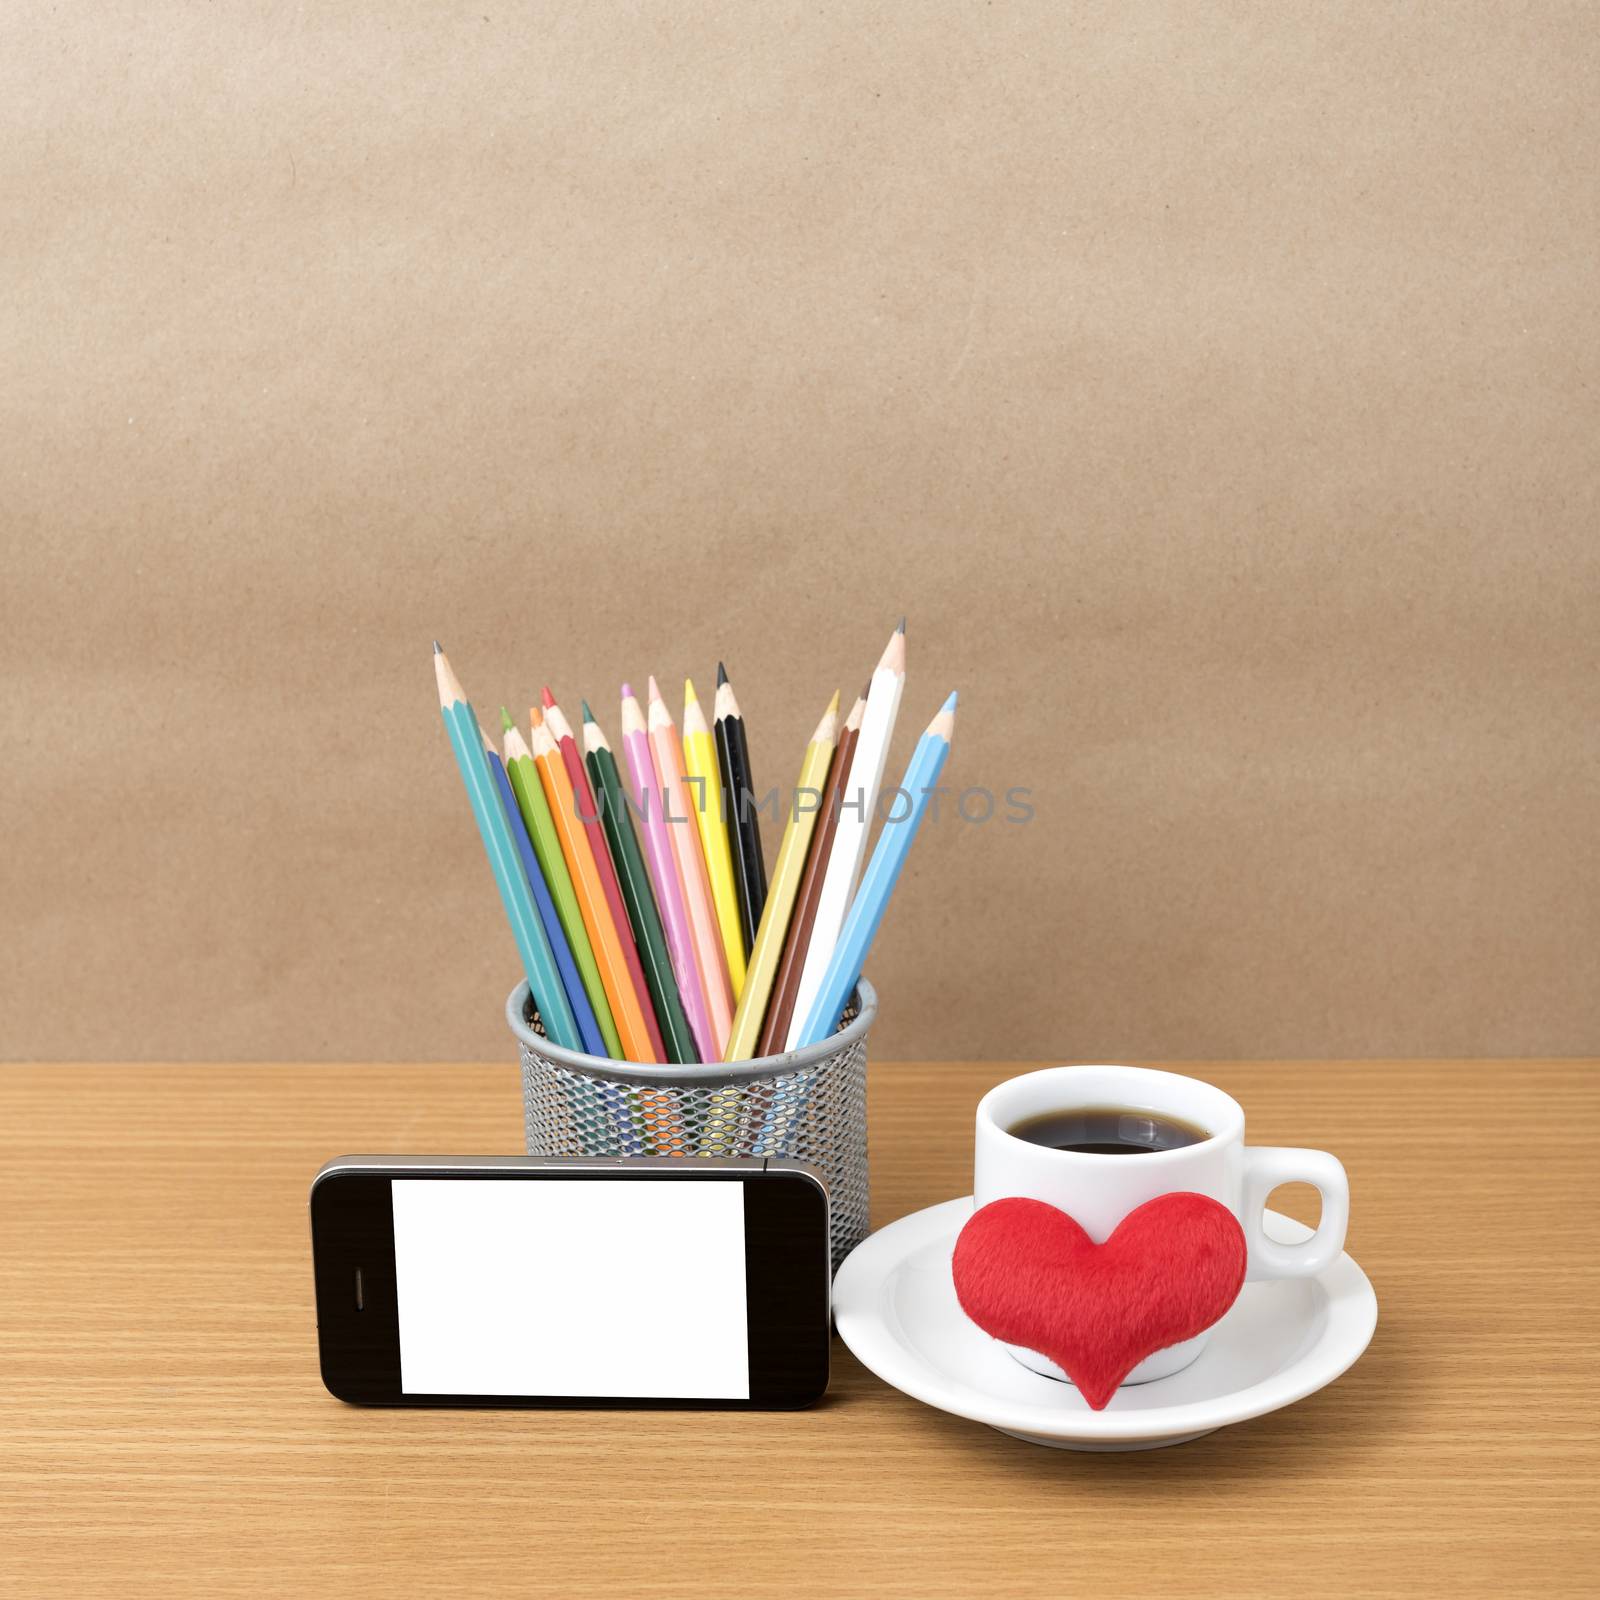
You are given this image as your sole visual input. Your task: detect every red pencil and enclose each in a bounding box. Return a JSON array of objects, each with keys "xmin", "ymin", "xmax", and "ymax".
[{"xmin": 542, "ymin": 686, "xmax": 667, "ymax": 1061}]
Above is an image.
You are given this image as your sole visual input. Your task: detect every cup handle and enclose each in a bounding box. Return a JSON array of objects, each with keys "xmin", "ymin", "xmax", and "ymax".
[{"xmin": 1240, "ymin": 1147, "xmax": 1350, "ymax": 1281}]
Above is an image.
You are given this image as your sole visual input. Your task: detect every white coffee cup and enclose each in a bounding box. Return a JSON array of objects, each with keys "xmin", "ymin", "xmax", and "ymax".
[{"xmin": 973, "ymin": 1064, "xmax": 1350, "ymax": 1386}]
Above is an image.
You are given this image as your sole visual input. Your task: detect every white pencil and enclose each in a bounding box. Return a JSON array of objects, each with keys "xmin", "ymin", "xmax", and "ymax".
[{"xmin": 785, "ymin": 619, "xmax": 906, "ymax": 1048}]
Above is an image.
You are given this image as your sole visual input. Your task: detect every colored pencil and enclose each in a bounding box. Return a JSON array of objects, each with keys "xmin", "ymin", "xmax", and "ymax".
[
  {"xmin": 490, "ymin": 722, "xmax": 641, "ymax": 1148},
  {"xmin": 432, "ymin": 644, "xmax": 580, "ymax": 1051},
  {"xmin": 543, "ymin": 688, "xmax": 667, "ymax": 1062},
  {"xmin": 480, "ymin": 721, "xmax": 609, "ymax": 1059},
  {"xmin": 714, "ymin": 662, "xmax": 768, "ymax": 958},
  {"xmin": 682, "ymin": 677, "xmax": 747, "ymax": 1002},
  {"xmin": 795, "ymin": 691, "xmax": 957, "ymax": 1049},
  {"xmin": 787, "ymin": 619, "xmax": 907, "ymax": 1049},
  {"xmin": 647, "ymin": 676, "xmax": 735, "ymax": 1058},
  {"xmin": 503, "ymin": 719, "xmax": 622, "ymax": 1059},
  {"xmin": 621, "ymin": 684, "xmax": 718, "ymax": 1062},
  {"xmin": 757, "ymin": 690, "xmax": 864, "ymax": 1057},
  {"xmin": 531, "ymin": 708, "xmax": 657, "ymax": 1065},
  {"xmin": 724, "ymin": 691, "xmax": 841, "ymax": 1062},
  {"xmin": 582, "ymin": 702, "xmax": 700, "ymax": 1065}
]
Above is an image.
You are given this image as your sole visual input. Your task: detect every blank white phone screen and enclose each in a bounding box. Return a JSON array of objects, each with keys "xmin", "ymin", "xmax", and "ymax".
[{"xmin": 391, "ymin": 1179, "xmax": 749, "ymax": 1398}]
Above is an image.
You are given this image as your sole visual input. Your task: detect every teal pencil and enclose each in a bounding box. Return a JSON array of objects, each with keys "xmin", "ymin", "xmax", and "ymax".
[
  {"xmin": 794, "ymin": 691, "xmax": 957, "ymax": 1048},
  {"xmin": 433, "ymin": 643, "xmax": 582, "ymax": 1050}
]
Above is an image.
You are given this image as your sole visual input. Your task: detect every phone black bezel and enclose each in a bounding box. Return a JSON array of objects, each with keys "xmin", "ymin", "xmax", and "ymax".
[{"xmin": 311, "ymin": 1163, "xmax": 830, "ymax": 1410}]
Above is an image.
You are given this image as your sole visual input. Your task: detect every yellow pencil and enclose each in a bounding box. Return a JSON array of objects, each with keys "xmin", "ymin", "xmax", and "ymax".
[
  {"xmin": 723, "ymin": 691, "xmax": 840, "ymax": 1061},
  {"xmin": 682, "ymin": 677, "xmax": 747, "ymax": 1003}
]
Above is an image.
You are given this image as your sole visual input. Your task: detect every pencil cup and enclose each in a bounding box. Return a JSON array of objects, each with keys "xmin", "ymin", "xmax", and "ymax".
[{"xmin": 507, "ymin": 977, "xmax": 875, "ymax": 1267}]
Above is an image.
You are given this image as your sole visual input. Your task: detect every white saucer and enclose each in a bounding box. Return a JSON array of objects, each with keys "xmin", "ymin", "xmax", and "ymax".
[{"xmin": 833, "ymin": 1196, "xmax": 1377, "ymax": 1450}]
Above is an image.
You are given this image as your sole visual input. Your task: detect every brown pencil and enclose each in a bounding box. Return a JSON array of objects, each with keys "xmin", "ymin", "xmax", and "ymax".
[{"xmin": 756, "ymin": 690, "xmax": 866, "ymax": 1056}]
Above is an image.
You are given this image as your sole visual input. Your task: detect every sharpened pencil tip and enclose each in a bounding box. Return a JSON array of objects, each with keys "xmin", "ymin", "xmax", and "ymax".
[
  {"xmin": 530, "ymin": 706, "xmax": 544, "ymax": 729},
  {"xmin": 621, "ymin": 681, "xmax": 634, "ymax": 700},
  {"xmin": 499, "ymin": 706, "xmax": 514, "ymax": 732},
  {"xmin": 432, "ymin": 640, "xmax": 442, "ymax": 654},
  {"xmin": 647, "ymin": 674, "xmax": 662, "ymax": 703},
  {"xmin": 897, "ymin": 616, "xmax": 906, "ymax": 634},
  {"xmin": 716, "ymin": 661, "xmax": 728, "ymax": 686},
  {"xmin": 541, "ymin": 686, "xmax": 556, "ymax": 709},
  {"xmin": 684, "ymin": 677, "xmax": 698, "ymax": 706},
  {"xmin": 943, "ymin": 691, "xmax": 958, "ymax": 712},
  {"xmin": 581, "ymin": 699, "xmax": 595, "ymax": 723}
]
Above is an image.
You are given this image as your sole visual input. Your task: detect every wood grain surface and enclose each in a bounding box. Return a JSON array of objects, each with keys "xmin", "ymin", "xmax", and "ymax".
[{"xmin": 1, "ymin": 1060, "xmax": 1596, "ymax": 1599}]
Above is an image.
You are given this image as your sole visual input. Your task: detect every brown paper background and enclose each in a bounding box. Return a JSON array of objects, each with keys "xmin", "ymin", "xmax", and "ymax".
[{"xmin": 4, "ymin": 1, "xmax": 1597, "ymax": 1064}]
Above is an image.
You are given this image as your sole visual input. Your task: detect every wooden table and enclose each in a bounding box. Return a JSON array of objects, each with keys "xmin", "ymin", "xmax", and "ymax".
[{"xmin": 2, "ymin": 1061, "xmax": 1595, "ymax": 1598}]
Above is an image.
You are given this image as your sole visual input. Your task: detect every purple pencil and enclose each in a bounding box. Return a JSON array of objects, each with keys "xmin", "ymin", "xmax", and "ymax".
[{"xmin": 620, "ymin": 684, "xmax": 716, "ymax": 1062}]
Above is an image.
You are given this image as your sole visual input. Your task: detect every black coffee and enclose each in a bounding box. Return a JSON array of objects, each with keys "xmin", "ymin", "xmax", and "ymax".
[{"xmin": 1007, "ymin": 1106, "xmax": 1210, "ymax": 1155}]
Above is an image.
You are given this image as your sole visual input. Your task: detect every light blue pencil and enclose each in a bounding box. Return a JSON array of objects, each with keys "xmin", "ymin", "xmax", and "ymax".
[
  {"xmin": 434, "ymin": 643, "xmax": 582, "ymax": 1051},
  {"xmin": 794, "ymin": 691, "xmax": 957, "ymax": 1048}
]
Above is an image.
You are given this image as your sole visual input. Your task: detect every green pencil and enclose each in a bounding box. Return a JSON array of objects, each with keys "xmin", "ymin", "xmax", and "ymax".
[
  {"xmin": 502, "ymin": 710, "xmax": 623, "ymax": 1060},
  {"xmin": 581, "ymin": 701, "xmax": 700, "ymax": 1065}
]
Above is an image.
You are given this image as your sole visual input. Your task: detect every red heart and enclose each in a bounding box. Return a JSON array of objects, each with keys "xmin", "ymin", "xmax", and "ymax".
[{"xmin": 952, "ymin": 1193, "xmax": 1247, "ymax": 1409}]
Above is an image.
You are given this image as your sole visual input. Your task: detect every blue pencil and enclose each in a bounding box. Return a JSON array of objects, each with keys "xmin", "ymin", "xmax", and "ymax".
[
  {"xmin": 794, "ymin": 691, "xmax": 957, "ymax": 1048},
  {"xmin": 479, "ymin": 724, "xmax": 609, "ymax": 1058},
  {"xmin": 434, "ymin": 644, "xmax": 582, "ymax": 1051}
]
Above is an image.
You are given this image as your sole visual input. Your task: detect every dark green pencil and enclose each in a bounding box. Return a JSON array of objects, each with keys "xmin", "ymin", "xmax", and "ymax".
[{"xmin": 581, "ymin": 702, "xmax": 700, "ymax": 1064}]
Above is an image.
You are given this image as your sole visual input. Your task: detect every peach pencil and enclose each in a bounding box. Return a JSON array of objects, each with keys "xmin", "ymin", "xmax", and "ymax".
[
  {"xmin": 647, "ymin": 676, "xmax": 735, "ymax": 1059},
  {"xmin": 620, "ymin": 684, "xmax": 717, "ymax": 1062}
]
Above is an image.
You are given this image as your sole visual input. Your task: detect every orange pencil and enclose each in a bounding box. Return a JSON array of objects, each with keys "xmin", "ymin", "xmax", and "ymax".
[
  {"xmin": 530, "ymin": 708, "xmax": 657, "ymax": 1064},
  {"xmin": 646, "ymin": 675, "xmax": 735, "ymax": 1057}
]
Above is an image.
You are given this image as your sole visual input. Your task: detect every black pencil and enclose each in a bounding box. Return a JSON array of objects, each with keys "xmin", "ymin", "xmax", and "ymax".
[{"xmin": 714, "ymin": 661, "xmax": 769, "ymax": 958}]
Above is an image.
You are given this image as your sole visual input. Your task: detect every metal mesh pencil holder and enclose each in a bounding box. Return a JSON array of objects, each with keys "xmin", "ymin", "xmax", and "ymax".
[{"xmin": 507, "ymin": 978, "xmax": 875, "ymax": 1267}]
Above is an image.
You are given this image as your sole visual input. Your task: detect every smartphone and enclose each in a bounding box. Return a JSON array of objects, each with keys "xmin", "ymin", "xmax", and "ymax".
[{"xmin": 310, "ymin": 1156, "xmax": 830, "ymax": 1409}]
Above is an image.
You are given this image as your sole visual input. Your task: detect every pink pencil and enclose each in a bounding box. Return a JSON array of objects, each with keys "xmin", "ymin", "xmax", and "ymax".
[
  {"xmin": 621, "ymin": 684, "xmax": 716, "ymax": 1062},
  {"xmin": 647, "ymin": 676, "xmax": 735, "ymax": 1058}
]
